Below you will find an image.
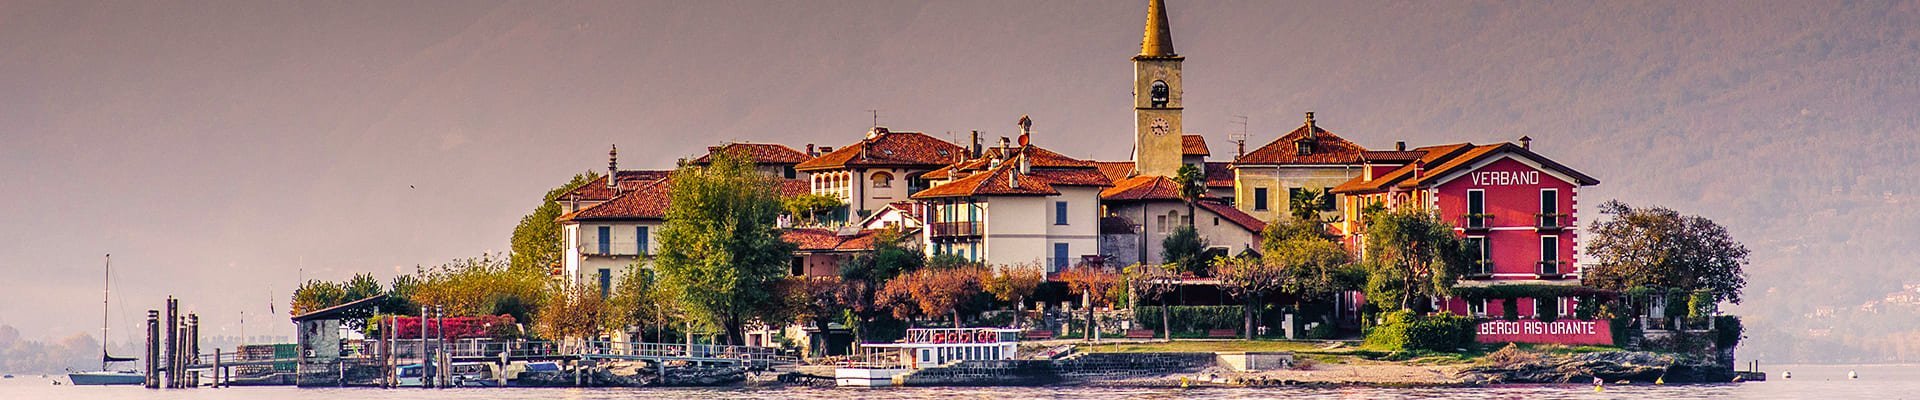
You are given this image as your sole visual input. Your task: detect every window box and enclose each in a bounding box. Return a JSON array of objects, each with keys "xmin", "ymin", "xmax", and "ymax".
[
  {"xmin": 1535, "ymin": 213, "xmax": 1568, "ymax": 231},
  {"xmin": 1536, "ymin": 260, "xmax": 1567, "ymax": 279},
  {"xmin": 1462, "ymin": 213, "xmax": 1494, "ymax": 231}
]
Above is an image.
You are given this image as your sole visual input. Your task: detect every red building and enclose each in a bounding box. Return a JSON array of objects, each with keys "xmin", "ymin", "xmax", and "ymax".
[{"xmin": 1333, "ymin": 138, "xmax": 1600, "ymax": 324}]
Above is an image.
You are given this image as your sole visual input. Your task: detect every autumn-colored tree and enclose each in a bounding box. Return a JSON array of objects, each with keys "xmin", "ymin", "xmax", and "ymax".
[
  {"xmin": 535, "ymin": 283, "xmax": 609, "ymax": 344},
  {"xmin": 1057, "ymin": 265, "xmax": 1120, "ymax": 341},
  {"xmin": 983, "ymin": 262, "xmax": 1045, "ymax": 329},
  {"xmin": 1211, "ymin": 257, "xmax": 1285, "ymax": 339},
  {"xmin": 881, "ymin": 264, "xmax": 986, "ymax": 327},
  {"xmin": 1126, "ymin": 263, "xmax": 1180, "ymax": 341},
  {"xmin": 1584, "ymin": 200, "xmax": 1750, "ymax": 304}
]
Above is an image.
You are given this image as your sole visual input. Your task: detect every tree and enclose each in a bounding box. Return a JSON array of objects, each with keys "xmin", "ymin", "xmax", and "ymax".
[
  {"xmin": 1361, "ymin": 207, "xmax": 1471, "ymax": 313},
  {"xmin": 1210, "ymin": 257, "xmax": 1284, "ymax": 339},
  {"xmin": 774, "ymin": 276, "xmax": 844, "ymax": 357},
  {"xmin": 1289, "ymin": 188, "xmax": 1333, "ymax": 222},
  {"xmin": 535, "ymin": 283, "xmax": 609, "ymax": 345},
  {"xmin": 1583, "ymin": 200, "xmax": 1750, "ymax": 304},
  {"xmin": 880, "ymin": 265, "xmax": 985, "ymax": 328},
  {"xmin": 1161, "ymin": 225, "xmax": 1210, "ymax": 275},
  {"xmin": 290, "ymin": 280, "xmax": 346, "ymax": 316},
  {"xmin": 1057, "ymin": 265, "xmax": 1119, "ymax": 342},
  {"xmin": 289, "ymin": 273, "xmax": 387, "ymax": 330},
  {"xmin": 838, "ymin": 229, "xmax": 922, "ymax": 343},
  {"xmin": 782, "ymin": 193, "xmax": 846, "ymax": 226},
  {"xmin": 510, "ymin": 171, "xmax": 601, "ymax": 274},
  {"xmin": 608, "ymin": 265, "xmax": 679, "ymax": 343},
  {"xmin": 1265, "ymin": 234, "xmax": 1360, "ymax": 329},
  {"xmin": 983, "ymin": 262, "xmax": 1046, "ymax": 329},
  {"xmin": 1125, "ymin": 263, "xmax": 1180, "ymax": 341},
  {"xmin": 1173, "ymin": 163, "xmax": 1207, "ymax": 218},
  {"xmin": 408, "ymin": 253, "xmax": 551, "ymax": 321},
  {"xmin": 654, "ymin": 151, "xmax": 795, "ymax": 345}
]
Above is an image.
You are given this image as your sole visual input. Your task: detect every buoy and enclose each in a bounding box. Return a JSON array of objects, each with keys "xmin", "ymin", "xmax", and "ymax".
[
  {"xmin": 1655, "ymin": 376, "xmax": 1665, "ymax": 385},
  {"xmin": 1849, "ymin": 370, "xmax": 1858, "ymax": 379},
  {"xmin": 1783, "ymin": 371, "xmax": 1791, "ymax": 379},
  {"xmin": 1593, "ymin": 377, "xmax": 1605, "ymax": 392},
  {"xmin": 1180, "ymin": 376, "xmax": 1190, "ymax": 388}
]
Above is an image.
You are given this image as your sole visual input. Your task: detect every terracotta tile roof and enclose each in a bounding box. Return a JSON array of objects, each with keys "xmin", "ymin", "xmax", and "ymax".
[
  {"xmin": 1196, "ymin": 199, "xmax": 1267, "ymax": 233},
  {"xmin": 1182, "ymin": 135, "xmax": 1211, "ymax": 156},
  {"xmin": 1331, "ymin": 143, "xmax": 1475, "ymax": 194},
  {"xmin": 559, "ymin": 170, "xmax": 672, "ymax": 202},
  {"xmin": 913, "ymin": 163, "xmax": 1057, "ymax": 198},
  {"xmin": 782, "ymin": 228, "xmax": 843, "ymax": 251},
  {"xmin": 691, "ymin": 142, "xmax": 813, "ymax": 165},
  {"xmin": 795, "ymin": 129, "xmax": 966, "ymax": 171},
  {"xmin": 558, "ymin": 178, "xmax": 672, "ymax": 221},
  {"xmin": 1361, "ymin": 150, "xmax": 1425, "ymax": 163},
  {"xmin": 1204, "ymin": 162, "xmax": 1233, "ymax": 188},
  {"xmin": 1100, "ymin": 175, "xmax": 1184, "ymax": 201},
  {"xmin": 776, "ymin": 178, "xmax": 811, "ymax": 197},
  {"xmin": 1092, "ymin": 161, "xmax": 1135, "ymax": 183},
  {"xmin": 1398, "ymin": 143, "xmax": 1600, "ymax": 189},
  {"xmin": 925, "ymin": 145, "xmax": 1096, "ymax": 181},
  {"xmin": 1234, "ymin": 124, "xmax": 1369, "ymax": 165},
  {"xmin": 783, "ymin": 228, "xmax": 890, "ymax": 252},
  {"xmin": 1032, "ymin": 168, "xmax": 1113, "ymax": 187}
]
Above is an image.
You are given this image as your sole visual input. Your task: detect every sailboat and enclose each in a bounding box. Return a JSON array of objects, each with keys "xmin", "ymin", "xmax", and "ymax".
[{"xmin": 69, "ymin": 254, "xmax": 145, "ymax": 385}]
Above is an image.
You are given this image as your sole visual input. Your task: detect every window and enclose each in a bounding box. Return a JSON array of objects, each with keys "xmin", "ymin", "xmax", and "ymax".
[
  {"xmin": 637, "ymin": 226, "xmax": 649, "ymax": 256},
  {"xmin": 1213, "ymin": 217, "xmax": 1219, "ymax": 226},
  {"xmin": 791, "ymin": 257, "xmax": 804, "ymax": 276},
  {"xmin": 1468, "ymin": 298, "xmax": 1487, "ymax": 317},
  {"xmin": 597, "ymin": 226, "xmax": 611, "ymax": 255},
  {"xmin": 1295, "ymin": 140, "xmax": 1313, "ymax": 156},
  {"xmin": 871, "ymin": 171, "xmax": 893, "ymax": 188},
  {"xmin": 1052, "ymin": 243, "xmax": 1070, "ymax": 272},
  {"xmin": 1536, "ymin": 297, "xmax": 1559, "ymax": 319},
  {"xmin": 1253, "ymin": 187, "xmax": 1270, "ymax": 211},
  {"xmin": 1465, "ymin": 236, "xmax": 1490, "ymax": 275},
  {"xmin": 1540, "ymin": 236, "xmax": 1560, "ymax": 274},
  {"xmin": 1466, "ymin": 189, "xmax": 1486, "ymax": 228},
  {"xmin": 1054, "ymin": 201, "xmax": 1068, "ymax": 225},
  {"xmin": 1156, "ymin": 215, "xmax": 1168, "ymax": 233},
  {"xmin": 784, "ymin": 166, "xmax": 796, "ymax": 179},
  {"xmin": 1149, "ymin": 80, "xmax": 1170, "ymax": 107},
  {"xmin": 1539, "ymin": 189, "xmax": 1560, "ymax": 227},
  {"xmin": 598, "ymin": 268, "xmax": 612, "ymax": 298}
]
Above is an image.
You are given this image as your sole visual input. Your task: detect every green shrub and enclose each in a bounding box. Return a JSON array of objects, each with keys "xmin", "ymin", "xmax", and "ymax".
[
  {"xmin": 1688, "ymin": 290, "xmax": 1716, "ymax": 319},
  {"xmin": 1364, "ymin": 310, "xmax": 1476, "ymax": 352},
  {"xmin": 1713, "ymin": 315, "xmax": 1743, "ymax": 349},
  {"xmin": 1501, "ymin": 299, "xmax": 1519, "ymax": 321},
  {"xmin": 1538, "ymin": 299, "xmax": 1560, "ymax": 323},
  {"xmin": 1132, "ymin": 305, "xmax": 1243, "ymax": 333},
  {"xmin": 1663, "ymin": 288, "xmax": 1689, "ymax": 321}
]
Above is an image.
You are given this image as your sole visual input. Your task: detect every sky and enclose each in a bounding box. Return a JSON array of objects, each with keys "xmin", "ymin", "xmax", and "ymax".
[{"xmin": 2, "ymin": 1, "xmax": 1917, "ymax": 360}]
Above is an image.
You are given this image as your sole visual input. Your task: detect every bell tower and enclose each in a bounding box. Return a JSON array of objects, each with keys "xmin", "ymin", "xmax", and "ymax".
[{"xmin": 1132, "ymin": 0, "xmax": 1185, "ymax": 177}]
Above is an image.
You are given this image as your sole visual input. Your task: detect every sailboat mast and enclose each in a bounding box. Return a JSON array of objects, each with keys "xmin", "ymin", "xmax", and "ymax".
[{"xmin": 102, "ymin": 253, "xmax": 110, "ymax": 371}]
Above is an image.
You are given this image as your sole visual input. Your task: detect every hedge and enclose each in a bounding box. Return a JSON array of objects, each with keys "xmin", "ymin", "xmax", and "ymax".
[
  {"xmin": 1363, "ymin": 310, "xmax": 1476, "ymax": 352},
  {"xmin": 1713, "ymin": 315, "xmax": 1743, "ymax": 349},
  {"xmin": 1132, "ymin": 305, "xmax": 1243, "ymax": 333}
]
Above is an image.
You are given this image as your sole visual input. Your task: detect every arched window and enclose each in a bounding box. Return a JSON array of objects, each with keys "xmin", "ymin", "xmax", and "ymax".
[
  {"xmin": 871, "ymin": 171, "xmax": 894, "ymax": 188},
  {"xmin": 1149, "ymin": 80, "xmax": 1170, "ymax": 107}
]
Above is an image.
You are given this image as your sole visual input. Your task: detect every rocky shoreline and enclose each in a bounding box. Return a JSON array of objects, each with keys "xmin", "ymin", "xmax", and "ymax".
[{"xmin": 515, "ymin": 361, "xmax": 748, "ymax": 387}]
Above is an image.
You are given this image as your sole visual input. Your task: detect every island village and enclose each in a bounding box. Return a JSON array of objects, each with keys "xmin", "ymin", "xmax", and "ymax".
[{"xmin": 114, "ymin": 0, "xmax": 1755, "ymax": 390}]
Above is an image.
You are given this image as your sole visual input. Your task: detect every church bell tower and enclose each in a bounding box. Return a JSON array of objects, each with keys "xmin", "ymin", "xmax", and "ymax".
[{"xmin": 1132, "ymin": 0, "xmax": 1185, "ymax": 177}]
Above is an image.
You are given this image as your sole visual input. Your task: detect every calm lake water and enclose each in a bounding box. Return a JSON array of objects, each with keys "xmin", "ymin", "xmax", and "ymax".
[{"xmin": 3, "ymin": 364, "xmax": 1914, "ymax": 399}]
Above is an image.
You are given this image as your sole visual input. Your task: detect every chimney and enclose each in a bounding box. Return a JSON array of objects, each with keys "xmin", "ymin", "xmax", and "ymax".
[
  {"xmin": 1236, "ymin": 138, "xmax": 1246, "ymax": 159},
  {"xmin": 1414, "ymin": 160, "xmax": 1425, "ymax": 180},
  {"xmin": 1396, "ymin": 141, "xmax": 1407, "ymax": 151},
  {"xmin": 806, "ymin": 143, "xmax": 816, "ymax": 156},
  {"xmin": 970, "ymin": 130, "xmax": 982, "ymax": 158},
  {"xmin": 1519, "ymin": 136, "xmax": 1533, "ymax": 150},
  {"xmin": 607, "ymin": 144, "xmax": 619, "ymax": 190},
  {"xmin": 820, "ymin": 146, "xmax": 834, "ymax": 154},
  {"xmin": 1018, "ymin": 151, "xmax": 1031, "ymax": 175},
  {"xmin": 1304, "ymin": 111, "xmax": 1318, "ymax": 139}
]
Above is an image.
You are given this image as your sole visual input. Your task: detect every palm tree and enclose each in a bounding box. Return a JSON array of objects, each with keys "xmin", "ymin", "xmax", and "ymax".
[
  {"xmin": 1289, "ymin": 188, "xmax": 1330, "ymax": 222},
  {"xmin": 1172, "ymin": 164, "xmax": 1206, "ymax": 225}
]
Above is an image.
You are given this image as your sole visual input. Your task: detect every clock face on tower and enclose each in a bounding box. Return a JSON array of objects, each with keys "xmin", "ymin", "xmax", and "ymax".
[{"xmin": 1150, "ymin": 117, "xmax": 1170, "ymax": 136}]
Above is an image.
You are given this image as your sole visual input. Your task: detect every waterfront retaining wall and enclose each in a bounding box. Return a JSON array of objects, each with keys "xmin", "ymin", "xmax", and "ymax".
[{"xmin": 901, "ymin": 352, "xmax": 1217, "ymax": 386}]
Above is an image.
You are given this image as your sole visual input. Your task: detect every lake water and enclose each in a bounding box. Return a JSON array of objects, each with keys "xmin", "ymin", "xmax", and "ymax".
[{"xmin": 3, "ymin": 364, "xmax": 1913, "ymax": 399}]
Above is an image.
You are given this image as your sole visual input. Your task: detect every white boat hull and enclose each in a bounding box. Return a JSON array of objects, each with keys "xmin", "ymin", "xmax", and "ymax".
[
  {"xmin": 835, "ymin": 368, "xmax": 910, "ymax": 387},
  {"xmin": 68, "ymin": 371, "xmax": 144, "ymax": 386}
]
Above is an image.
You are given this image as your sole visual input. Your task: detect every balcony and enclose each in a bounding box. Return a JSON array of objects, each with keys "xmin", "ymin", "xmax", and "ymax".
[
  {"xmin": 1536, "ymin": 260, "xmax": 1569, "ymax": 280},
  {"xmin": 1462, "ymin": 214, "xmax": 1494, "ymax": 232},
  {"xmin": 929, "ymin": 221, "xmax": 982, "ymax": 238},
  {"xmin": 579, "ymin": 243, "xmax": 647, "ymax": 257},
  {"xmin": 1535, "ymin": 213, "xmax": 1569, "ymax": 231},
  {"xmin": 1462, "ymin": 259, "xmax": 1494, "ymax": 280}
]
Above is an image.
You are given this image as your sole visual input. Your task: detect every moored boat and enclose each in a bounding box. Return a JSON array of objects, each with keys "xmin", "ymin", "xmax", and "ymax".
[
  {"xmin": 68, "ymin": 254, "xmax": 143, "ymax": 386},
  {"xmin": 835, "ymin": 328, "xmax": 1022, "ymax": 387}
]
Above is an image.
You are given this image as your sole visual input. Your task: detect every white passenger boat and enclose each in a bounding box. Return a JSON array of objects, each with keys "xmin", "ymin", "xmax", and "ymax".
[{"xmin": 834, "ymin": 328, "xmax": 1022, "ymax": 387}]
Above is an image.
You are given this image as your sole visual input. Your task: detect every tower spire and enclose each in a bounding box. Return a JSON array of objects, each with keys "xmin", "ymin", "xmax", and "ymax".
[{"xmin": 1139, "ymin": 0, "xmax": 1176, "ymax": 57}]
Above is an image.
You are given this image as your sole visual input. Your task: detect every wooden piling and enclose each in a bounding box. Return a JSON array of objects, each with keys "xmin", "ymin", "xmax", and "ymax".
[{"xmin": 144, "ymin": 310, "xmax": 159, "ymax": 389}]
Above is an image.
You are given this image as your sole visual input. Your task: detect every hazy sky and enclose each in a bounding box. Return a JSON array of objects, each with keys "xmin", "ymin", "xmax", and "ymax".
[{"xmin": 2, "ymin": 0, "xmax": 1916, "ymax": 350}]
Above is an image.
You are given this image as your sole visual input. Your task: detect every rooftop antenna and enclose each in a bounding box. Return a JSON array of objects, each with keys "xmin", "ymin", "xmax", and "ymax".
[
  {"xmin": 866, "ymin": 109, "xmax": 880, "ymax": 128},
  {"xmin": 1229, "ymin": 115, "xmax": 1250, "ymax": 159}
]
